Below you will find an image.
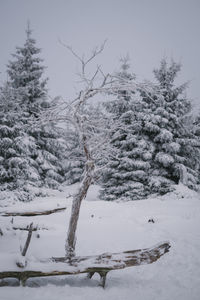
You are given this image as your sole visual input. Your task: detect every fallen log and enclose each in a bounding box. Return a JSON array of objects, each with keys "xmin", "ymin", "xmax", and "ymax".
[
  {"xmin": 0, "ymin": 241, "xmax": 170, "ymax": 287},
  {"xmin": 1, "ymin": 207, "xmax": 66, "ymax": 217}
]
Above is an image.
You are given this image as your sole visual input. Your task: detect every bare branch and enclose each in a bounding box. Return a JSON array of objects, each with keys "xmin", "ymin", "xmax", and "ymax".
[
  {"xmin": 59, "ymin": 39, "xmax": 107, "ymax": 84},
  {"xmin": 58, "ymin": 39, "xmax": 83, "ymax": 65},
  {"xmin": 84, "ymin": 40, "xmax": 107, "ymax": 68}
]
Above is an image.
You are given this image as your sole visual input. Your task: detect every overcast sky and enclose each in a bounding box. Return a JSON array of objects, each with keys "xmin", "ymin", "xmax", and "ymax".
[{"xmin": 0, "ymin": 0, "xmax": 200, "ymax": 109}]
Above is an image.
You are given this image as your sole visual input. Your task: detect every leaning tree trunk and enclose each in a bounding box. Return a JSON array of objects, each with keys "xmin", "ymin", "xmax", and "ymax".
[
  {"xmin": 65, "ymin": 159, "xmax": 94, "ymax": 258},
  {"xmin": 65, "ymin": 129, "xmax": 95, "ymax": 259}
]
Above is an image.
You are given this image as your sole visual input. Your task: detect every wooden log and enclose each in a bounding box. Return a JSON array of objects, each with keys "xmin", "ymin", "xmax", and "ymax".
[
  {"xmin": 1, "ymin": 207, "xmax": 66, "ymax": 217},
  {"xmin": 52, "ymin": 241, "xmax": 170, "ymax": 266},
  {"xmin": 16, "ymin": 223, "xmax": 34, "ymax": 268},
  {"xmin": 0, "ymin": 270, "xmax": 76, "ymax": 286},
  {"xmin": 21, "ymin": 223, "xmax": 33, "ymax": 257},
  {"xmin": 0, "ymin": 242, "xmax": 170, "ymax": 287}
]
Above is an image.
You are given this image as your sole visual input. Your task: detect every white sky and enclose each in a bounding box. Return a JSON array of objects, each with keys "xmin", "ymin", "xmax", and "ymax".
[{"xmin": 0, "ymin": 0, "xmax": 200, "ymax": 109}]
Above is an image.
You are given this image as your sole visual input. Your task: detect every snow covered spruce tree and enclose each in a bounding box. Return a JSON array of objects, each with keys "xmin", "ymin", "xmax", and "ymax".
[
  {"xmin": 100, "ymin": 58, "xmax": 152, "ymax": 201},
  {"xmin": 187, "ymin": 113, "xmax": 200, "ymax": 183},
  {"xmin": 139, "ymin": 59, "xmax": 199, "ymax": 192},
  {"xmin": 100, "ymin": 58, "xmax": 199, "ymax": 198},
  {"xmin": 0, "ymin": 83, "xmax": 33, "ymax": 199},
  {"xmin": 0, "ymin": 24, "xmax": 67, "ymax": 198}
]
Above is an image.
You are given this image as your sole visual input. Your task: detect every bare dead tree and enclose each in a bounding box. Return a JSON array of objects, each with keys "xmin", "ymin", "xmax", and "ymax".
[
  {"xmin": 42, "ymin": 42, "xmax": 140, "ymax": 258},
  {"xmin": 61, "ymin": 44, "xmax": 112, "ymax": 258}
]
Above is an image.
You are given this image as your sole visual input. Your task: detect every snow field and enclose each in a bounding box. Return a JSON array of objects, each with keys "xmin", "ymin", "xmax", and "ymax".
[{"xmin": 0, "ymin": 183, "xmax": 200, "ymax": 300}]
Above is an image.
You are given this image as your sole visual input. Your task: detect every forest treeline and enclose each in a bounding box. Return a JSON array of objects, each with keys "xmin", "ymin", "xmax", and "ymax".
[{"xmin": 0, "ymin": 26, "xmax": 199, "ymax": 201}]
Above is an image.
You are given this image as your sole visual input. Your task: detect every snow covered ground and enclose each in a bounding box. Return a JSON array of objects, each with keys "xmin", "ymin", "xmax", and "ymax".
[{"xmin": 0, "ymin": 183, "xmax": 200, "ymax": 300}]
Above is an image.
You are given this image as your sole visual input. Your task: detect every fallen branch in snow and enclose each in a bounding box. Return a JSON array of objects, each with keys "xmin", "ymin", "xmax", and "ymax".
[
  {"xmin": 1, "ymin": 207, "xmax": 66, "ymax": 217},
  {"xmin": 12, "ymin": 226, "xmax": 48, "ymax": 231},
  {"xmin": 0, "ymin": 242, "xmax": 170, "ymax": 287},
  {"xmin": 0, "ymin": 228, "xmax": 3, "ymax": 236}
]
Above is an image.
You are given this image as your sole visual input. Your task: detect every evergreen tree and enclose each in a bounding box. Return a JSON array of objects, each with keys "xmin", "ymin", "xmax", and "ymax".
[
  {"xmin": 0, "ymin": 24, "xmax": 67, "ymax": 199},
  {"xmin": 100, "ymin": 59, "xmax": 151, "ymax": 200},
  {"xmin": 7, "ymin": 23, "xmax": 47, "ymax": 115},
  {"xmin": 100, "ymin": 58, "xmax": 199, "ymax": 200},
  {"xmin": 139, "ymin": 59, "xmax": 199, "ymax": 191},
  {"xmin": 189, "ymin": 113, "xmax": 200, "ymax": 182},
  {"xmin": 0, "ymin": 84, "xmax": 35, "ymax": 195}
]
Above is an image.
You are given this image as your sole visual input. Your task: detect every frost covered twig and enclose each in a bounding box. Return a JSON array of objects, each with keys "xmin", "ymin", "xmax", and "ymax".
[{"xmin": 59, "ymin": 39, "xmax": 107, "ymax": 85}]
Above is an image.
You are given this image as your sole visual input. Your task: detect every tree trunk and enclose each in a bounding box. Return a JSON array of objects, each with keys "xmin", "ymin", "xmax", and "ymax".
[
  {"xmin": 65, "ymin": 160, "xmax": 94, "ymax": 258},
  {"xmin": 178, "ymin": 163, "xmax": 188, "ymax": 186}
]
